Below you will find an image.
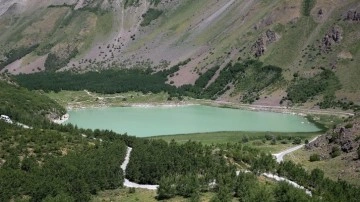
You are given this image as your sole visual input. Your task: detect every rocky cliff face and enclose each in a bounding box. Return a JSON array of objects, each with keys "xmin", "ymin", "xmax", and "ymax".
[
  {"xmin": 306, "ymin": 117, "xmax": 360, "ymax": 160},
  {"xmin": 321, "ymin": 26, "xmax": 343, "ymax": 53},
  {"xmin": 252, "ymin": 30, "xmax": 279, "ymax": 57}
]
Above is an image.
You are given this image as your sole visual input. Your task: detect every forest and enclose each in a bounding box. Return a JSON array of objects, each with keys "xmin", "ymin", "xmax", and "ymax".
[
  {"xmin": 0, "ymin": 122, "xmax": 127, "ymax": 202},
  {"xmin": 0, "ymin": 81, "xmax": 65, "ymax": 126},
  {"xmin": 1, "ymin": 80, "xmax": 360, "ymax": 201},
  {"xmin": 14, "ymin": 60, "xmax": 283, "ymax": 104},
  {"xmin": 127, "ymin": 139, "xmax": 360, "ymax": 201}
]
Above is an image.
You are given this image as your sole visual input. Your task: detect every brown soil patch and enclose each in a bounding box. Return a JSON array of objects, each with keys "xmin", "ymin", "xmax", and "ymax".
[{"xmin": 1, "ymin": 54, "xmax": 47, "ymax": 75}]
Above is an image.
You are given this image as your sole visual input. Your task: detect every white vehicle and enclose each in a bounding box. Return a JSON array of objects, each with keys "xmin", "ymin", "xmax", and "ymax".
[{"xmin": 0, "ymin": 115, "xmax": 13, "ymax": 124}]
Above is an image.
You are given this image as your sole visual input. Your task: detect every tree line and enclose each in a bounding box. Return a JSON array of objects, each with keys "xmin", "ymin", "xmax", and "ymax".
[
  {"xmin": 0, "ymin": 81, "xmax": 66, "ymax": 127},
  {"xmin": 14, "ymin": 60, "xmax": 283, "ymax": 103},
  {"xmin": 0, "ymin": 122, "xmax": 128, "ymax": 202}
]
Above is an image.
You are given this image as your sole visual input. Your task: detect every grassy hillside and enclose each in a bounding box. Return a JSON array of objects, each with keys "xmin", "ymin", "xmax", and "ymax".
[{"xmin": 285, "ymin": 115, "xmax": 360, "ymax": 186}]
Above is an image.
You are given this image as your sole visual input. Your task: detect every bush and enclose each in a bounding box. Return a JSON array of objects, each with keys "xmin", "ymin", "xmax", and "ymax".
[
  {"xmin": 265, "ymin": 133, "xmax": 273, "ymax": 141},
  {"xmin": 293, "ymin": 137, "xmax": 302, "ymax": 145},
  {"xmin": 305, "ymin": 139, "xmax": 309, "ymax": 144},
  {"xmin": 309, "ymin": 153, "xmax": 320, "ymax": 162},
  {"xmin": 331, "ymin": 146, "xmax": 341, "ymax": 158},
  {"xmin": 140, "ymin": 8, "xmax": 163, "ymax": 26},
  {"xmin": 345, "ymin": 123, "xmax": 353, "ymax": 129}
]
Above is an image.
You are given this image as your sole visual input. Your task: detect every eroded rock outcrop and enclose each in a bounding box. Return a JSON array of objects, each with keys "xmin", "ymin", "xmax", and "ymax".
[
  {"xmin": 306, "ymin": 119, "xmax": 360, "ymax": 158},
  {"xmin": 252, "ymin": 30, "xmax": 279, "ymax": 57},
  {"xmin": 321, "ymin": 26, "xmax": 342, "ymax": 53},
  {"xmin": 344, "ymin": 10, "xmax": 360, "ymax": 21}
]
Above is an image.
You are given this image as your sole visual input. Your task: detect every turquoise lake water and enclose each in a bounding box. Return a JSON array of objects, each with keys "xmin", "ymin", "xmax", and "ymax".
[{"xmin": 64, "ymin": 105, "xmax": 320, "ymax": 137}]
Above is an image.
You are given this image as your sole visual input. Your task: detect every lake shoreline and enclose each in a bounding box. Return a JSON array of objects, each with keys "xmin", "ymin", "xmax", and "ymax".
[
  {"xmin": 65, "ymin": 99, "xmax": 354, "ymax": 118},
  {"xmin": 62, "ymin": 105, "xmax": 322, "ymax": 136}
]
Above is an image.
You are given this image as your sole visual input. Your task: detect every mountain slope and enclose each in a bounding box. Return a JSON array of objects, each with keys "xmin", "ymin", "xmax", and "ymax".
[{"xmin": 0, "ymin": 0, "xmax": 359, "ymax": 107}]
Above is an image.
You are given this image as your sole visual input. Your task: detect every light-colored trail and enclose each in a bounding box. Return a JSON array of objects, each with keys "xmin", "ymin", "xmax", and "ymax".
[
  {"xmin": 273, "ymin": 136, "xmax": 320, "ymax": 163},
  {"xmin": 120, "ymin": 138, "xmax": 319, "ymax": 195},
  {"xmin": 121, "ymin": 147, "xmax": 159, "ymax": 190}
]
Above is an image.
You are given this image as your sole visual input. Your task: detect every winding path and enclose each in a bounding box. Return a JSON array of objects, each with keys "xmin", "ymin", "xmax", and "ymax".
[
  {"xmin": 120, "ymin": 138, "xmax": 319, "ymax": 194},
  {"xmin": 273, "ymin": 136, "xmax": 320, "ymax": 163},
  {"xmin": 121, "ymin": 147, "xmax": 159, "ymax": 190}
]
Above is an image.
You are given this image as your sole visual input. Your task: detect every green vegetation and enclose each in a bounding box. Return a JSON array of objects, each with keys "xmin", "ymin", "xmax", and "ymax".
[
  {"xmin": 14, "ymin": 68, "xmax": 175, "ymax": 94},
  {"xmin": 330, "ymin": 146, "xmax": 341, "ymax": 158},
  {"xmin": 140, "ymin": 8, "xmax": 163, "ymax": 27},
  {"xmin": 126, "ymin": 137, "xmax": 360, "ymax": 201},
  {"xmin": 194, "ymin": 66, "xmax": 220, "ymax": 89},
  {"xmin": 0, "ymin": 44, "xmax": 39, "ymax": 70},
  {"xmin": 182, "ymin": 60, "xmax": 283, "ymax": 102},
  {"xmin": 44, "ymin": 48, "xmax": 78, "ymax": 71},
  {"xmin": 152, "ymin": 131, "xmax": 319, "ymax": 153},
  {"xmin": 1, "ymin": 78, "xmax": 360, "ymax": 202},
  {"xmin": 46, "ymin": 90, "xmax": 171, "ymax": 108},
  {"xmin": 0, "ymin": 81, "xmax": 65, "ymax": 126},
  {"xmin": 204, "ymin": 60, "xmax": 282, "ymax": 102},
  {"xmin": 264, "ymin": 17, "xmax": 317, "ymax": 68},
  {"xmin": 15, "ymin": 60, "xmax": 283, "ymax": 103},
  {"xmin": 0, "ymin": 121, "xmax": 127, "ymax": 202},
  {"xmin": 124, "ymin": 0, "xmax": 140, "ymax": 8},
  {"xmin": 302, "ymin": 0, "xmax": 316, "ymax": 16},
  {"xmin": 286, "ymin": 69, "xmax": 341, "ymax": 105},
  {"xmin": 309, "ymin": 153, "xmax": 320, "ymax": 162},
  {"xmin": 124, "ymin": 0, "xmax": 161, "ymax": 8},
  {"xmin": 286, "ymin": 147, "xmax": 360, "ymax": 186}
]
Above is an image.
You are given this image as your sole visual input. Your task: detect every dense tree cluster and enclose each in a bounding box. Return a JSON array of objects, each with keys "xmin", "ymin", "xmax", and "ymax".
[
  {"xmin": 15, "ymin": 68, "xmax": 176, "ymax": 94},
  {"xmin": 126, "ymin": 140, "xmax": 235, "ymax": 185},
  {"xmin": 277, "ymin": 160, "xmax": 360, "ymax": 201},
  {"xmin": 0, "ymin": 122, "xmax": 127, "ymax": 202},
  {"xmin": 44, "ymin": 48, "xmax": 78, "ymax": 72},
  {"xmin": 1, "ymin": 78, "xmax": 360, "ymax": 201},
  {"xmin": 0, "ymin": 81, "xmax": 65, "ymax": 126},
  {"xmin": 287, "ymin": 69, "xmax": 340, "ymax": 104},
  {"xmin": 14, "ymin": 60, "xmax": 284, "ymax": 103},
  {"xmin": 0, "ymin": 44, "xmax": 39, "ymax": 70},
  {"xmin": 125, "ymin": 138, "xmax": 360, "ymax": 201},
  {"xmin": 200, "ymin": 60, "xmax": 283, "ymax": 102}
]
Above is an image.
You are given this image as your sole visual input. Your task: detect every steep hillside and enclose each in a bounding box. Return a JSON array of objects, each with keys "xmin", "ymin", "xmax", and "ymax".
[{"xmin": 0, "ymin": 0, "xmax": 359, "ymax": 107}]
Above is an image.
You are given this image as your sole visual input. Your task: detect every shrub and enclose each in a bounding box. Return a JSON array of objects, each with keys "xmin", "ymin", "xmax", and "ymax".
[
  {"xmin": 345, "ymin": 123, "xmax": 353, "ymax": 129},
  {"xmin": 309, "ymin": 153, "xmax": 320, "ymax": 162},
  {"xmin": 252, "ymin": 140, "xmax": 263, "ymax": 146},
  {"xmin": 140, "ymin": 8, "xmax": 163, "ymax": 26},
  {"xmin": 242, "ymin": 136, "xmax": 249, "ymax": 143},
  {"xmin": 265, "ymin": 133, "xmax": 273, "ymax": 141},
  {"xmin": 331, "ymin": 146, "xmax": 341, "ymax": 158},
  {"xmin": 293, "ymin": 137, "xmax": 302, "ymax": 145}
]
